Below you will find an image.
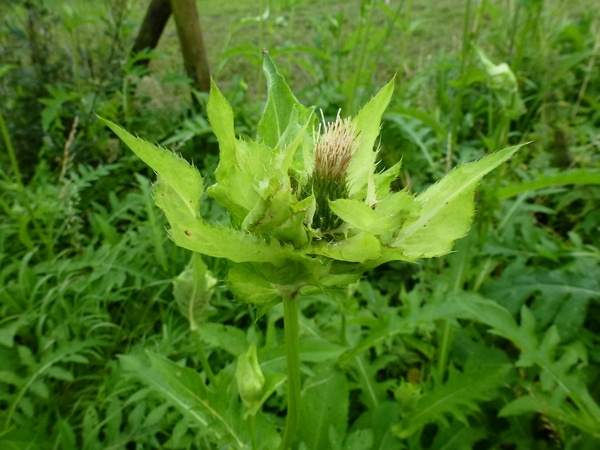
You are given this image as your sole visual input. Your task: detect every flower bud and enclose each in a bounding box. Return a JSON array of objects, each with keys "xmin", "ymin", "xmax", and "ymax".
[{"xmin": 236, "ymin": 343, "xmax": 265, "ymax": 408}]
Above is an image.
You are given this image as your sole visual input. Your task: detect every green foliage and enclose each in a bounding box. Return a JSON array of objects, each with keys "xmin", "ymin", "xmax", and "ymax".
[
  {"xmin": 1, "ymin": 0, "xmax": 600, "ymax": 448},
  {"xmin": 173, "ymin": 254, "xmax": 217, "ymax": 331},
  {"xmin": 105, "ymin": 55, "xmax": 519, "ymax": 312},
  {"xmin": 457, "ymin": 294, "xmax": 600, "ymax": 438},
  {"xmin": 393, "ymin": 362, "xmax": 511, "ymax": 439},
  {"xmin": 297, "ymin": 364, "xmax": 349, "ymax": 449}
]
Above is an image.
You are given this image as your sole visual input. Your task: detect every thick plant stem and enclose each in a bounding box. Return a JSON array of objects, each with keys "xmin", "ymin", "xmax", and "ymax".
[{"xmin": 279, "ymin": 294, "xmax": 301, "ymax": 450}]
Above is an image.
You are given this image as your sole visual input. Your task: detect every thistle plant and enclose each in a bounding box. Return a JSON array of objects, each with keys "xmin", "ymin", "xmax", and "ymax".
[{"xmin": 101, "ymin": 55, "xmax": 521, "ymax": 448}]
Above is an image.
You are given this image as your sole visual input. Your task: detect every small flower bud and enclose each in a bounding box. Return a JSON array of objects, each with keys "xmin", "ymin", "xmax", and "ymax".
[{"xmin": 236, "ymin": 343, "xmax": 265, "ymax": 408}]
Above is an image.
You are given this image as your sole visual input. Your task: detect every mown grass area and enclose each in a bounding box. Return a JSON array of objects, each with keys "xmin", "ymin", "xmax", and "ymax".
[{"xmin": 1, "ymin": 0, "xmax": 600, "ymax": 448}]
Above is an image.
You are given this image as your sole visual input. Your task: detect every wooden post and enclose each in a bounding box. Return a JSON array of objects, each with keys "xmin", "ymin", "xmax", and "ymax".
[
  {"xmin": 132, "ymin": 0, "xmax": 172, "ymax": 67},
  {"xmin": 170, "ymin": 0, "xmax": 211, "ymax": 93}
]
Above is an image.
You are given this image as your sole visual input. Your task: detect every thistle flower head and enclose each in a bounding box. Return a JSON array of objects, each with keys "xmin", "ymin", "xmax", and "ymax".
[
  {"xmin": 313, "ymin": 112, "xmax": 357, "ymax": 181},
  {"xmin": 309, "ymin": 111, "xmax": 359, "ymax": 233}
]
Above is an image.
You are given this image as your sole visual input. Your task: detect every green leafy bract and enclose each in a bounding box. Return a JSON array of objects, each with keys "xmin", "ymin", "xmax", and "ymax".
[
  {"xmin": 347, "ymin": 77, "xmax": 395, "ymax": 204},
  {"xmin": 390, "ymin": 144, "xmax": 524, "ymax": 260},
  {"xmin": 258, "ymin": 54, "xmax": 307, "ymax": 148}
]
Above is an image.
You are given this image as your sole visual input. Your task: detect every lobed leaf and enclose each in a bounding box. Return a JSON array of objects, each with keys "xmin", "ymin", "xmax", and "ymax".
[
  {"xmin": 456, "ymin": 293, "xmax": 600, "ymax": 431},
  {"xmin": 392, "ymin": 363, "xmax": 510, "ymax": 438}
]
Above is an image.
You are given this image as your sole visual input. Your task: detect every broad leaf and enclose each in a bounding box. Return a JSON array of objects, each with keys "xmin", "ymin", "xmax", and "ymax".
[
  {"xmin": 297, "ymin": 364, "xmax": 349, "ymax": 449},
  {"xmin": 226, "ymin": 262, "xmax": 283, "ymax": 305},
  {"xmin": 196, "ymin": 323, "xmax": 249, "ymax": 356},
  {"xmin": 329, "ymin": 199, "xmax": 391, "ymax": 236},
  {"xmin": 258, "ymin": 54, "xmax": 307, "ymax": 148},
  {"xmin": 146, "ymin": 352, "xmax": 246, "ymax": 447},
  {"xmin": 496, "ymin": 168, "xmax": 600, "ymax": 200},
  {"xmin": 392, "ymin": 144, "xmax": 524, "ymax": 259}
]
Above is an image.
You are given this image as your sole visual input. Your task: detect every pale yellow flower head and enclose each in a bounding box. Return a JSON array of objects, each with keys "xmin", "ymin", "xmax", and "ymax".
[{"xmin": 313, "ymin": 112, "xmax": 358, "ymax": 181}]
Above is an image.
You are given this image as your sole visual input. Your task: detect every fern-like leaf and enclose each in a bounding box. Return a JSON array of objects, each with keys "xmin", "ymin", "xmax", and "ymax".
[
  {"xmin": 456, "ymin": 293, "xmax": 600, "ymax": 437},
  {"xmin": 392, "ymin": 363, "xmax": 510, "ymax": 439}
]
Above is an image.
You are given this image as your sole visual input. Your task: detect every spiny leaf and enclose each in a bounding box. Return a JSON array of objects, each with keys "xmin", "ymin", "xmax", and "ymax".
[
  {"xmin": 482, "ymin": 265, "xmax": 599, "ymax": 341},
  {"xmin": 374, "ymin": 160, "xmax": 402, "ymax": 201},
  {"xmin": 99, "ymin": 117, "xmax": 202, "ymax": 219},
  {"xmin": 347, "ymin": 77, "xmax": 395, "ymax": 204},
  {"xmin": 393, "ymin": 144, "xmax": 524, "ymax": 259},
  {"xmin": 207, "ymin": 139, "xmax": 274, "ymax": 223},
  {"xmin": 499, "ymin": 388, "xmax": 600, "ymax": 437},
  {"xmin": 429, "ymin": 422, "xmax": 487, "ymax": 450},
  {"xmin": 309, "ymin": 231, "xmax": 381, "ymax": 263},
  {"xmin": 207, "ymin": 79, "xmax": 236, "ymax": 170},
  {"xmin": 101, "ymin": 117, "xmax": 310, "ymax": 267}
]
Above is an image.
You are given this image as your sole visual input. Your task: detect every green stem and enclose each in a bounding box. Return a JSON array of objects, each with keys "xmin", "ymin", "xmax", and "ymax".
[
  {"xmin": 0, "ymin": 110, "xmax": 22, "ymax": 188},
  {"xmin": 451, "ymin": 0, "xmax": 473, "ymax": 147},
  {"xmin": 250, "ymin": 413, "xmax": 258, "ymax": 450},
  {"xmin": 193, "ymin": 329, "xmax": 218, "ymax": 387},
  {"xmin": 436, "ymin": 321, "xmax": 453, "ymax": 383},
  {"xmin": 399, "ymin": 0, "xmax": 412, "ymax": 78},
  {"xmin": 279, "ymin": 294, "xmax": 301, "ymax": 450},
  {"xmin": 0, "ymin": 166, "xmax": 12, "ymax": 183},
  {"xmin": 340, "ymin": 312, "xmax": 347, "ymax": 345}
]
